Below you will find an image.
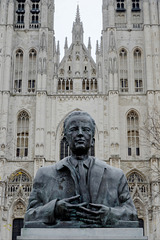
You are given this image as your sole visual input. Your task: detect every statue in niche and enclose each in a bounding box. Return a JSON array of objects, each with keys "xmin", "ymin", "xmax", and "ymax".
[
  {"xmin": 109, "ymin": 31, "xmax": 116, "ymax": 52},
  {"xmin": 40, "ymin": 32, "xmax": 47, "ymax": 51},
  {"xmin": 25, "ymin": 111, "xmax": 138, "ymax": 228}
]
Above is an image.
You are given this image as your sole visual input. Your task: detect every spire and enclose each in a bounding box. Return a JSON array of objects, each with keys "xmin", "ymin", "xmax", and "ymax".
[
  {"xmin": 64, "ymin": 37, "xmax": 68, "ymax": 55},
  {"xmin": 96, "ymin": 40, "xmax": 99, "ymax": 55},
  {"xmin": 88, "ymin": 37, "xmax": 92, "ymax": 55},
  {"xmin": 88, "ymin": 37, "xmax": 91, "ymax": 49},
  {"xmin": 72, "ymin": 5, "xmax": 84, "ymax": 43},
  {"xmin": 64, "ymin": 37, "xmax": 68, "ymax": 49},
  {"xmin": 75, "ymin": 5, "xmax": 81, "ymax": 23},
  {"xmin": 100, "ymin": 36, "xmax": 103, "ymax": 55},
  {"xmin": 56, "ymin": 41, "xmax": 60, "ymax": 55}
]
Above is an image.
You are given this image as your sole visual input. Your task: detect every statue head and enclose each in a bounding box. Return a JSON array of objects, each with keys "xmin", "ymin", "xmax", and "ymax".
[{"xmin": 63, "ymin": 111, "xmax": 95, "ymax": 155}]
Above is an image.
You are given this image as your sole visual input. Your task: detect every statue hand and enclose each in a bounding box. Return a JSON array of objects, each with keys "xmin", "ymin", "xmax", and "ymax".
[
  {"xmin": 89, "ymin": 203, "xmax": 111, "ymax": 226},
  {"xmin": 74, "ymin": 203, "xmax": 111, "ymax": 226},
  {"xmin": 55, "ymin": 195, "xmax": 87, "ymax": 221}
]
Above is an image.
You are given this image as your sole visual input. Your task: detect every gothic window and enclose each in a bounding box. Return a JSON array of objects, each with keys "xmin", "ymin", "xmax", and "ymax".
[
  {"xmin": 82, "ymin": 78, "xmax": 97, "ymax": 92},
  {"xmin": 60, "ymin": 138, "xmax": 70, "ymax": 160},
  {"xmin": 84, "ymin": 66, "xmax": 88, "ymax": 74},
  {"xmin": 68, "ymin": 66, "xmax": 72, "ymax": 74},
  {"xmin": 58, "ymin": 78, "xmax": 73, "ymax": 93},
  {"xmin": 8, "ymin": 170, "xmax": 32, "ymax": 196},
  {"xmin": 16, "ymin": 111, "xmax": 29, "ymax": 158},
  {"xmin": 127, "ymin": 171, "xmax": 148, "ymax": 197},
  {"xmin": 134, "ymin": 49, "xmax": 143, "ymax": 92},
  {"xmin": 15, "ymin": 0, "xmax": 26, "ymax": 28},
  {"xmin": 30, "ymin": 0, "xmax": 41, "ymax": 28},
  {"xmin": 132, "ymin": 0, "xmax": 140, "ymax": 11},
  {"xmin": 28, "ymin": 49, "xmax": 37, "ymax": 93},
  {"xmin": 119, "ymin": 49, "xmax": 128, "ymax": 92},
  {"xmin": 116, "ymin": 0, "xmax": 126, "ymax": 11},
  {"xmin": 14, "ymin": 49, "xmax": 23, "ymax": 93},
  {"xmin": 12, "ymin": 218, "xmax": 24, "ymax": 240},
  {"xmin": 127, "ymin": 111, "xmax": 140, "ymax": 156}
]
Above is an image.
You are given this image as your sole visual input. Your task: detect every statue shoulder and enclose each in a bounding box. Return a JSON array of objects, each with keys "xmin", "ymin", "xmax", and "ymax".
[
  {"xmin": 35, "ymin": 157, "xmax": 68, "ymax": 180},
  {"xmin": 94, "ymin": 158, "xmax": 124, "ymax": 177}
]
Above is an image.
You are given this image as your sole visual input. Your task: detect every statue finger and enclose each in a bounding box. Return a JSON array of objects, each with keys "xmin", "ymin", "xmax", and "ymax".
[
  {"xmin": 80, "ymin": 218, "xmax": 99, "ymax": 225},
  {"xmin": 89, "ymin": 203, "xmax": 102, "ymax": 209},
  {"xmin": 77, "ymin": 206, "xmax": 99, "ymax": 215},
  {"xmin": 75, "ymin": 211, "xmax": 100, "ymax": 220},
  {"xmin": 66, "ymin": 195, "xmax": 80, "ymax": 203},
  {"xmin": 67, "ymin": 202, "xmax": 87, "ymax": 209}
]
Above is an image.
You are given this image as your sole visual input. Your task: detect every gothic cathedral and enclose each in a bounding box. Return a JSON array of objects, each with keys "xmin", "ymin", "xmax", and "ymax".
[{"xmin": 0, "ymin": 0, "xmax": 160, "ymax": 240}]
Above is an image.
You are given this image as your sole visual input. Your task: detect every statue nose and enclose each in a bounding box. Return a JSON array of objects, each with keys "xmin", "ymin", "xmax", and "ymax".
[{"xmin": 78, "ymin": 128, "xmax": 83, "ymax": 135}]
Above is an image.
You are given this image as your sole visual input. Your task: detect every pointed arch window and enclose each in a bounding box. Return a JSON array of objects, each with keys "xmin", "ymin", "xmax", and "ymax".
[
  {"xmin": 82, "ymin": 78, "xmax": 98, "ymax": 93},
  {"xmin": 14, "ymin": 49, "xmax": 23, "ymax": 93},
  {"xmin": 127, "ymin": 171, "xmax": 148, "ymax": 197},
  {"xmin": 127, "ymin": 111, "xmax": 140, "ymax": 156},
  {"xmin": 8, "ymin": 170, "xmax": 32, "ymax": 197},
  {"xmin": 60, "ymin": 138, "xmax": 71, "ymax": 160},
  {"xmin": 119, "ymin": 49, "xmax": 128, "ymax": 92},
  {"xmin": 30, "ymin": 0, "xmax": 41, "ymax": 29},
  {"xmin": 28, "ymin": 49, "xmax": 37, "ymax": 93},
  {"xmin": 116, "ymin": 0, "xmax": 126, "ymax": 11},
  {"xmin": 16, "ymin": 111, "xmax": 29, "ymax": 158},
  {"xmin": 15, "ymin": 0, "xmax": 26, "ymax": 28},
  {"xmin": 132, "ymin": 0, "xmax": 141, "ymax": 11},
  {"xmin": 58, "ymin": 78, "xmax": 73, "ymax": 93},
  {"xmin": 134, "ymin": 49, "xmax": 143, "ymax": 92}
]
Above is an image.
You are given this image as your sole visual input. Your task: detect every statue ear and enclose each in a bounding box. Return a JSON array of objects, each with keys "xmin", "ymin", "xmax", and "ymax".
[
  {"xmin": 63, "ymin": 135, "xmax": 69, "ymax": 145},
  {"xmin": 91, "ymin": 138, "xmax": 95, "ymax": 147}
]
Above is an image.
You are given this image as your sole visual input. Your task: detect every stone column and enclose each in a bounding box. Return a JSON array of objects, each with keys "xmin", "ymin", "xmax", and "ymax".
[
  {"xmin": 3, "ymin": 25, "xmax": 13, "ymax": 91},
  {"xmin": 34, "ymin": 92, "xmax": 46, "ymax": 175},
  {"xmin": 108, "ymin": 91, "xmax": 120, "ymax": 157},
  {"xmin": 0, "ymin": 92, "xmax": 10, "ymax": 157},
  {"xmin": 144, "ymin": 26, "xmax": 153, "ymax": 90}
]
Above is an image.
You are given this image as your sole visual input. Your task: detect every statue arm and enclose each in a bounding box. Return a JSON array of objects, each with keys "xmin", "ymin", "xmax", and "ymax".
[
  {"xmin": 108, "ymin": 173, "xmax": 137, "ymax": 223},
  {"xmin": 24, "ymin": 169, "xmax": 57, "ymax": 224}
]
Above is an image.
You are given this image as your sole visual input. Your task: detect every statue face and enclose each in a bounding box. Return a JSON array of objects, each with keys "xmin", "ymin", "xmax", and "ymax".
[{"xmin": 65, "ymin": 115, "xmax": 94, "ymax": 155}]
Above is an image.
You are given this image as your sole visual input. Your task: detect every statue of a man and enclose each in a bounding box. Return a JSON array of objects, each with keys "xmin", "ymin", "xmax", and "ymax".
[{"xmin": 25, "ymin": 111, "xmax": 137, "ymax": 228}]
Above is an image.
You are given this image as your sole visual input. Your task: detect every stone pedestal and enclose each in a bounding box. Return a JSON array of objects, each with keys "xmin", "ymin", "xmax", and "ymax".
[{"xmin": 18, "ymin": 228, "xmax": 148, "ymax": 240}]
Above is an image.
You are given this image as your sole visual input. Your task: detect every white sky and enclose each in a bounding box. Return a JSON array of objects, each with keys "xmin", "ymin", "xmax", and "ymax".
[{"xmin": 54, "ymin": 0, "xmax": 102, "ymax": 60}]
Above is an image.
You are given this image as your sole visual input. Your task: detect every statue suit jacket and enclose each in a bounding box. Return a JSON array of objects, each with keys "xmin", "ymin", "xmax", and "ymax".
[{"xmin": 25, "ymin": 157, "xmax": 137, "ymax": 226}]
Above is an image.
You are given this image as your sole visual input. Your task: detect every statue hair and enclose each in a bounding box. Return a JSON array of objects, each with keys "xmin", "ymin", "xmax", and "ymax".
[{"xmin": 63, "ymin": 111, "xmax": 95, "ymax": 136}]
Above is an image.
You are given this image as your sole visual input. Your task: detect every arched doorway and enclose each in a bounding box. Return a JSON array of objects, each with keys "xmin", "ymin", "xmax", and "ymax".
[{"xmin": 12, "ymin": 218, "xmax": 24, "ymax": 240}]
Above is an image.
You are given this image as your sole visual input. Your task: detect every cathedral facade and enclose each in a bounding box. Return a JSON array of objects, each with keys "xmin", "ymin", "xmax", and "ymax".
[{"xmin": 0, "ymin": 0, "xmax": 160, "ymax": 239}]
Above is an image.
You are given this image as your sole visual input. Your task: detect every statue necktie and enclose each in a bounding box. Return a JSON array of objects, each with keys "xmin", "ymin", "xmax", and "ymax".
[{"xmin": 78, "ymin": 161, "xmax": 90, "ymax": 203}]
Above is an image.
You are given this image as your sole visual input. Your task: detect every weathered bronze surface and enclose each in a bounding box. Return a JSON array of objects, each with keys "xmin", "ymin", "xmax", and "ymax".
[{"xmin": 24, "ymin": 111, "xmax": 138, "ymax": 228}]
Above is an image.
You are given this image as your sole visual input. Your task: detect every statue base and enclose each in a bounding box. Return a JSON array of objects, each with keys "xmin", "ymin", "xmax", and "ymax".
[{"xmin": 18, "ymin": 228, "xmax": 148, "ymax": 240}]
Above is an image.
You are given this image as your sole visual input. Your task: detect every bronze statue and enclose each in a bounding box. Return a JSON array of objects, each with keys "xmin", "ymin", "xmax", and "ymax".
[{"xmin": 25, "ymin": 111, "xmax": 138, "ymax": 228}]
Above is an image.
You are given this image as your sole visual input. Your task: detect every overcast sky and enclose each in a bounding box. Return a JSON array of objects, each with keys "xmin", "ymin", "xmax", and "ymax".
[{"xmin": 54, "ymin": 0, "xmax": 102, "ymax": 60}]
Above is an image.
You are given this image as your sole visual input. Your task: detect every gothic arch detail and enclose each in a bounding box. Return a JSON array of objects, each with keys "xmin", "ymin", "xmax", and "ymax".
[
  {"xmin": 119, "ymin": 48, "xmax": 128, "ymax": 92},
  {"xmin": 15, "ymin": 0, "xmax": 26, "ymax": 29},
  {"xmin": 30, "ymin": 0, "xmax": 41, "ymax": 29},
  {"xmin": 133, "ymin": 48, "xmax": 143, "ymax": 92},
  {"xmin": 16, "ymin": 111, "xmax": 29, "ymax": 158},
  {"xmin": 13, "ymin": 49, "xmax": 24, "ymax": 93},
  {"xmin": 28, "ymin": 49, "xmax": 37, "ymax": 93},
  {"xmin": 127, "ymin": 170, "xmax": 148, "ymax": 198},
  {"xmin": 8, "ymin": 169, "xmax": 32, "ymax": 197},
  {"xmin": 127, "ymin": 110, "xmax": 140, "ymax": 157},
  {"xmin": 12, "ymin": 200, "xmax": 26, "ymax": 218}
]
